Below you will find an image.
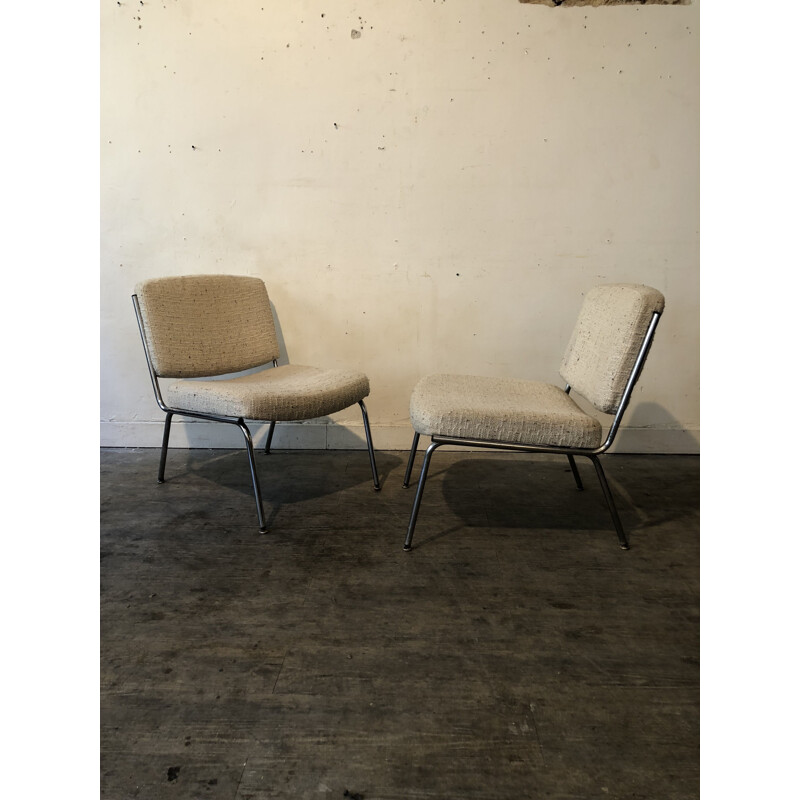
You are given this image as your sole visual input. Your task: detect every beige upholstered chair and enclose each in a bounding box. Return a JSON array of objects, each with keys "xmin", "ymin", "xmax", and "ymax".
[
  {"xmin": 402, "ymin": 284, "xmax": 665, "ymax": 551},
  {"xmin": 133, "ymin": 274, "xmax": 380, "ymax": 532}
]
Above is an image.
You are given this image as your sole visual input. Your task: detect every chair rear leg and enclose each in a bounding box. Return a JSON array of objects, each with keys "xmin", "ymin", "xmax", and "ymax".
[
  {"xmin": 567, "ymin": 455, "xmax": 584, "ymax": 490},
  {"xmin": 404, "ymin": 441, "xmax": 440, "ymax": 551},
  {"xmin": 264, "ymin": 420, "xmax": 276, "ymax": 454},
  {"xmin": 589, "ymin": 455, "xmax": 629, "ymax": 550},
  {"xmin": 236, "ymin": 418, "xmax": 269, "ymax": 533},
  {"xmin": 358, "ymin": 400, "xmax": 381, "ymax": 491},
  {"xmin": 402, "ymin": 432, "xmax": 421, "ymax": 488},
  {"xmin": 157, "ymin": 411, "xmax": 173, "ymax": 483}
]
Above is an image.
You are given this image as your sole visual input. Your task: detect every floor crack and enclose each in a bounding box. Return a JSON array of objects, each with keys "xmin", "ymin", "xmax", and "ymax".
[
  {"xmin": 529, "ymin": 703, "xmax": 547, "ymax": 767},
  {"xmin": 235, "ymin": 757, "xmax": 248, "ymax": 798},
  {"xmin": 272, "ymin": 650, "xmax": 288, "ymax": 694}
]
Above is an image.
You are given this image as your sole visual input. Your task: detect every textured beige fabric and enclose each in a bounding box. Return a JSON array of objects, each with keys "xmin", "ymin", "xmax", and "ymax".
[
  {"xmin": 559, "ymin": 284, "xmax": 664, "ymax": 414},
  {"xmin": 162, "ymin": 364, "xmax": 370, "ymax": 421},
  {"xmin": 409, "ymin": 374, "xmax": 602, "ymax": 449},
  {"xmin": 135, "ymin": 275, "xmax": 280, "ymax": 377}
]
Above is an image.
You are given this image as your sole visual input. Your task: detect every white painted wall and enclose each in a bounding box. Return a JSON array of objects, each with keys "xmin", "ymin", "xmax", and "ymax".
[{"xmin": 101, "ymin": 0, "xmax": 699, "ymax": 453}]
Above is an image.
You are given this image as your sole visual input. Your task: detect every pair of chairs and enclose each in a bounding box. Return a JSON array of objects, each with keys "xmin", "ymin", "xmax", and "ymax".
[{"xmin": 133, "ymin": 275, "xmax": 664, "ymax": 550}]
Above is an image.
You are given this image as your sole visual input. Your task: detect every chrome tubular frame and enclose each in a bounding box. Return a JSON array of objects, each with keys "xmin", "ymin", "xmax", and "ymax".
[
  {"xmin": 401, "ymin": 311, "xmax": 662, "ymax": 552},
  {"xmin": 132, "ymin": 294, "xmax": 381, "ymax": 533},
  {"xmin": 403, "ymin": 440, "xmax": 441, "ymax": 550},
  {"xmin": 264, "ymin": 421, "xmax": 276, "ymax": 454},
  {"xmin": 358, "ymin": 400, "xmax": 382, "ymax": 492},
  {"xmin": 132, "ymin": 294, "xmax": 169, "ymax": 414},
  {"xmin": 402, "ymin": 432, "xmax": 421, "ymax": 489},
  {"xmin": 134, "ymin": 292, "xmax": 271, "ymax": 531},
  {"xmin": 566, "ymin": 454, "xmax": 584, "ymax": 491}
]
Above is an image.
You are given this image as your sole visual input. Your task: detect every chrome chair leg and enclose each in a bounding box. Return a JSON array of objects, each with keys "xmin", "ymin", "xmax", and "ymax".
[
  {"xmin": 157, "ymin": 411, "xmax": 173, "ymax": 483},
  {"xmin": 236, "ymin": 418, "xmax": 269, "ymax": 533},
  {"xmin": 404, "ymin": 441, "xmax": 441, "ymax": 551},
  {"xmin": 402, "ymin": 432, "xmax": 421, "ymax": 488},
  {"xmin": 567, "ymin": 454, "xmax": 584, "ymax": 491},
  {"xmin": 358, "ymin": 400, "xmax": 381, "ymax": 491},
  {"xmin": 264, "ymin": 420, "xmax": 276, "ymax": 454},
  {"xmin": 589, "ymin": 455, "xmax": 628, "ymax": 550}
]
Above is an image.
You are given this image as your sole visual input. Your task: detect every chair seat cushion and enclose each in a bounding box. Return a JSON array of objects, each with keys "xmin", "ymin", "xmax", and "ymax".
[
  {"xmin": 162, "ymin": 364, "xmax": 369, "ymax": 421},
  {"xmin": 409, "ymin": 374, "xmax": 603, "ymax": 450}
]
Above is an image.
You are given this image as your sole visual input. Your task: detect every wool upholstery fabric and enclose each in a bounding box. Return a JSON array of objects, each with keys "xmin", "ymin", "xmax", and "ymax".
[
  {"xmin": 559, "ymin": 284, "xmax": 665, "ymax": 414},
  {"xmin": 162, "ymin": 364, "xmax": 370, "ymax": 421},
  {"xmin": 410, "ymin": 374, "xmax": 603, "ymax": 449},
  {"xmin": 136, "ymin": 274, "xmax": 370, "ymax": 420},
  {"xmin": 135, "ymin": 275, "xmax": 280, "ymax": 378},
  {"xmin": 409, "ymin": 284, "xmax": 663, "ymax": 449}
]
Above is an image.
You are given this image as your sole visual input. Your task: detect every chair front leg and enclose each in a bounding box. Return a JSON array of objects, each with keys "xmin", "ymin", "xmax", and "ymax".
[
  {"xmin": 358, "ymin": 400, "xmax": 381, "ymax": 491},
  {"xmin": 264, "ymin": 420, "xmax": 276, "ymax": 454},
  {"xmin": 402, "ymin": 432, "xmax": 421, "ymax": 488},
  {"xmin": 403, "ymin": 441, "xmax": 441, "ymax": 551},
  {"xmin": 157, "ymin": 411, "xmax": 173, "ymax": 483},
  {"xmin": 236, "ymin": 418, "xmax": 269, "ymax": 534},
  {"xmin": 567, "ymin": 454, "xmax": 584, "ymax": 491},
  {"xmin": 588, "ymin": 455, "xmax": 629, "ymax": 550}
]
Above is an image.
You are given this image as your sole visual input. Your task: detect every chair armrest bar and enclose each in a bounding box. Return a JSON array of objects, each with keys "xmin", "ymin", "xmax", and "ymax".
[
  {"xmin": 598, "ymin": 310, "xmax": 662, "ymax": 453},
  {"xmin": 132, "ymin": 294, "xmax": 169, "ymax": 413}
]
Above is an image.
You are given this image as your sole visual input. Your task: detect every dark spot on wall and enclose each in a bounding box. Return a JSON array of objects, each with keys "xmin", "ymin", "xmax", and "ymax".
[{"xmin": 167, "ymin": 766, "xmax": 181, "ymax": 782}]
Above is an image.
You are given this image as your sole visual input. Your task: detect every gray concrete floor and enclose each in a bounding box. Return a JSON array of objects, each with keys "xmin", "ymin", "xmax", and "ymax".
[{"xmin": 101, "ymin": 447, "xmax": 699, "ymax": 800}]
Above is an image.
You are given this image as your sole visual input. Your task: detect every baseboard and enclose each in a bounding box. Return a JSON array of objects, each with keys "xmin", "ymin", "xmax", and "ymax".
[{"xmin": 100, "ymin": 420, "xmax": 699, "ymax": 454}]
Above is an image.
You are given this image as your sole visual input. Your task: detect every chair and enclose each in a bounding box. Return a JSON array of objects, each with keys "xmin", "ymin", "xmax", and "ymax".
[
  {"xmin": 132, "ymin": 274, "xmax": 380, "ymax": 532},
  {"xmin": 401, "ymin": 283, "xmax": 665, "ymax": 551}
]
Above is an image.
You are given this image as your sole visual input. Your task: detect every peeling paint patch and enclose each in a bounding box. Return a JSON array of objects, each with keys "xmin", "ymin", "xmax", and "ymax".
[{"xmin": 520, "ymin": 0, "xmax": 688, "ymax": 6}]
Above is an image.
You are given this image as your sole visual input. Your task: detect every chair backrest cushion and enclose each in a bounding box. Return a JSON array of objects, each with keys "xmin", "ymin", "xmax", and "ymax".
[
  {"xmin": 559, "ymin": 284, "xmax": 665, "ymax": 415},
  {"xmin": 135, "ymin": 275, "xmax": 280, "ymax": 378}
]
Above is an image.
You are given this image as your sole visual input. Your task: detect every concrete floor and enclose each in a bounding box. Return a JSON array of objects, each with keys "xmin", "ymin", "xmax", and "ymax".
[{"xmin": 100, "ymin": 447, "xmax": 699, "ymax": 800}]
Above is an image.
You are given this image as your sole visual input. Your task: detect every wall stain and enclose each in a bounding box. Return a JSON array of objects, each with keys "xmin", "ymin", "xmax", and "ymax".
[{"xmin": 519, "ymin": 0, "xmax": 688, "ymax": 5}]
